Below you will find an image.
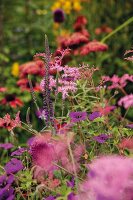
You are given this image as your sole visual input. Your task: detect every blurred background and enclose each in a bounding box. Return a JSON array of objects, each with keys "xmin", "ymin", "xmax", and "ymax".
[{"xmin": 0, "ymin": 0, "xmax": 133, "ymax": 141}]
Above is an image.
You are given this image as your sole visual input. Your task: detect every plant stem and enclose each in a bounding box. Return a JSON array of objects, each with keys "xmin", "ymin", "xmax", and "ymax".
[{"xmin": 101, "ymin": 17, "xmax": 133, "ymax": 43}]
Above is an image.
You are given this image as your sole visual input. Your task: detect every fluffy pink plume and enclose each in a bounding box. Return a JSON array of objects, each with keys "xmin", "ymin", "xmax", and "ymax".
[{"xmin": 77, "ymin": 156, "xmax": 133, "ymax": 200}]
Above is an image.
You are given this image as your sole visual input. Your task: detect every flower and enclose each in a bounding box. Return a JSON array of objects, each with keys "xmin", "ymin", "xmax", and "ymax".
[
  {"xmin": 0, "ymin": 143, "xmax": 14, "ymax": 150},
  {"xmin": 11, "ymin": 147, "xmax": 27, "ymax": 156},
  {"xmin": 73, "ymin": 16, "xmax": 88, "ymax": 31},
  {"xmin": 0, "ymin": 94, "xmax": 23, "ymax": 108},
  {"xmin": 88, "ymin": 111, "xmax": 101, "ymax": 121},
  {"xmin": 53, "ymin": 9, "xmax": 65, "ymax": 23},
  {"xmin": 77, "ymin": 156, "xmax": 133, "ymax": 200},
  {"xmin": 95, "ymin": 25, "xmax": 112, "ymax": 35},
  {"xmin": 118, "ymin": 94, "xmax": 133, "ymax": 109},
  {"xmin": 67, "ymin": 177, "xmax": 75, "ymax": 188},
  {"xmin": 80, "ymin": 40, "xmax": 108, "ymax": 55},
  {"xmin": 69, "ymin": 111, "xmax": 87, "ymax": 123},
  {"xmin": 126, "ymin": 124, "xmax": 133, "ymax": 129},
  {"xmin": 11, "ymin": 62, "xmax": 19, "ymax": 77},
  {"xmin": 0, "ymin": 87, "xmax": 7, "ymax": 92},
  {"xmin": 0, "ymin": 174, "xmax": 15, "ymax": 200},
  {"xmin": 4, "ymin": 158, "xmax": 24, "ymax": 174},
  {"xmin": 124, "ymin": 48, "xmax": 133, "ymax": 61},
  {"xmin": 119, "ymin": 138, "xmax": 133, "ymax": 150},
  {"xmin": 0, "ymin": 112, "xmax": 21, "ymax": 131},
  {"xmin": 93, "ymin": 134, "xmax": 109, "ymax": 143}
]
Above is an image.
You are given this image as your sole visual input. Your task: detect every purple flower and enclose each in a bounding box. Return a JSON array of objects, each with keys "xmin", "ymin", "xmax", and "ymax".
[
  {"xmin": 45, "ymin": 196, "xmax": 55, "ymax": 200},
  {"xmin": 0, "ymin": 143, "xmax": 14, "ymax": 150},
  {"xmin": 69, "ymin": 111, "xmax": 87, "ymax": 123},
  {"xmin": 88, "ymin": 111, "xmax": 101, "ymax": 121},
  {"xmin": 53, "ymin": 9, "xmax": 65, "ymax": 23},
  {"xmin": 93, "ymin": 134, "xmax": 109, "ymax": 143},
  {"xmin": 4, "ymin": 158, "xmax": 24, "ymax": 174},
  {"xmin": 126, "ymin": 124, "xmax": 133, "ymax": 129},
  {"xmin": 0, "ymin": 175, "xmax": 15, "ymax": 200},
  {"xmin": 67, "ymin": 192, "xmax": 76, "ymax": 200},
  {"xmin": 11, "ymin": 147, "xmax": 27, "ymax": 156},
  {"xmin": 67, "ymin": 177, "xmax": 75, "ymax": 188}
]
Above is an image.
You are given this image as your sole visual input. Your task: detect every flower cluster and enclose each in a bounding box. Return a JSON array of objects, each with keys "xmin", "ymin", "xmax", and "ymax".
[
  {"xmin": 51, "ymin": 0, "xmax": 82, "ymax": 14},
  {"xmin": 57, "ymin": 15, "xmax": 108, "ymax": 56}
]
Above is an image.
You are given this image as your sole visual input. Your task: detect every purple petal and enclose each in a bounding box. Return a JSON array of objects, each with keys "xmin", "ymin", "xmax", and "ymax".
[
  {"xmin": 11, "ymin": 147, "xmax": 27, "ymax": 156},
  {"xmin": 0, "ymin": 143, "xmax": 14, "ymax": 150},
  {"xmin": 126, "ymin": 124, "xmax": 133, "ymax": 129},
  {"xmin": 4, "ymin": 158, "xmax": 24, "ymax": 174},
  {"xmin": 88, "ymin": 111, "xmax": 101, "ymax": 121}
]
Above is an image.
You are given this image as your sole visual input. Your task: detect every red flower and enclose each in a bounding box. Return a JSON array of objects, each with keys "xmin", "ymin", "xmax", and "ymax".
[
  {"xmin": 73, "ymin": 16, "xmax": 88, "ymax": 31},
  {"xmin": 0, "ymin": 87, "xmax": 7, "ymax": 92},
  {"xmin": 0, "ymin": 94, "xmax": 23, "ymax": 108},
  {"xmin": 64, "ymin": 32, "xmax": 89, "ymax": 50},
  {"xmin": 17, "ymin": 79, "xmax": 40, "ymax": 92},
  {"xmin": 0, "ymin": 112, "xmax": 21, "ymax": 131},
  {"xmin": 119, "ymin": 138, "xmax": 133, "ymax": 150},
  {"xmin": 80, "ymin": 40, "xmax": 108, "ymax": 55},
  {"xmin": 95, "ymin": 25, "xmax": 112, "ymax": 35}
]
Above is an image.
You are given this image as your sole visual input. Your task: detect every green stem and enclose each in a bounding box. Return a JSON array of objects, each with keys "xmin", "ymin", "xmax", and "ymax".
[{"xmin": 101, "ymin": 17, "xmax": 133, "ymax": 43}]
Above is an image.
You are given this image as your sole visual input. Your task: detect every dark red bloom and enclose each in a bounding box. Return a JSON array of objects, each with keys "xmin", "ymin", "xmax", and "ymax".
[
  {"xmin": 95, "ymin": 25, "xmax": 112, "ymax": 35},
  {"xmin": 0, "ymin": 94, "xmax": 23, "ymax": 108},
  {"xmin": 73, "ymin": 16, "xmax": 88, "ymax": 31},
  {"xmin": 17, "ymin": 78, "xmax": 40, "ymax": 91}
]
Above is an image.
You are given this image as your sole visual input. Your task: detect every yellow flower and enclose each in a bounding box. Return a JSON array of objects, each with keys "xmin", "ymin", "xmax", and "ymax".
[
  {"xmin": 11, "ymin": 62, "xmax": 19, "ymax": 77},
  {"xmin": 73, "ymin": 1, "xmax": 82, "ymax": 11},
  {"xmin": 60, "ymin": 29, "xmax": 70, "ymax": 37},
  {"xmin": 51, "ymin": 2, "xmax": 62, "ymax": 11},
  {"xmin": 62, "ymin": 1, "xmax": 72, "ymax": 14}
]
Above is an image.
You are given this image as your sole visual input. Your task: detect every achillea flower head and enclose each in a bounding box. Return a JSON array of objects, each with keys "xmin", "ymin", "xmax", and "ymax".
[
  {"xmin": 118, "ymin": 94, "xmax": 133, "ymax": 109},
  {"xmin": 93, "ymin": 134, "xmax": 109, "ymax": 143},
  {"xmin": 5, "ymin": 158, "xmax": 24, "ymax": 174},
  {"xmin": 69, "ymin": 111, "xmax": 87, "ymax": 123},
  {"xmin": 77, "ymin": 156, "xmax": 133, "ymax": 200},
  {"xmin": 53, "ymin": 9, "xmax": 65, "ymax": 23},
  {"xmin": 95, "ymin": 25, "xmax": 112, "ymax": 35},
  {"xmin": 80, "ymin": 40, "xmax": 108, "ymax": 55},
  {"xmin": 88, "ymin": 111, "xmax": 101, "ymax": 121}
]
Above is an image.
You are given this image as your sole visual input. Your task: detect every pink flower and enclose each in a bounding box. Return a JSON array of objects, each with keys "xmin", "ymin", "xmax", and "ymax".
[
  {"xmin": 77, "ymin": 156, "xmax": 133, "ymax": 200},
  {"xmin": 80, "ymin": 40, "xmax": 108, "ymax": 55},
  {"xmin": 118, "ymin": 94, "xmax": 133, "ymax": 109},
  {"xmin": 124, "ymin": 48, "xmax": 133, "ymax": 61},
  {"xmin": 0, "ymin": 112, "xmax": 21, "ymax": 131}
]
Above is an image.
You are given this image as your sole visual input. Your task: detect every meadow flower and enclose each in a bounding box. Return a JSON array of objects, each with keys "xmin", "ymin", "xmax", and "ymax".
[
  {"xmin": 118, "ymin": 94, "xmax": 133, "ymax": 109},
  {"xmin": 77, "ymin": 156, "xmax": 133, "ymax": 200},
  {"xmin": 80, "ymin": 40, "xmax": 108, "ymax": 55},
  {"xmin": 73, "ymin": 15, "xmax": 88, "ymax": 31},
  {"xmin": 69, "ymin": 111, "xmax": 87, "ymax": 123},
  {"xmin": 0, "ymin": 143, "xmax": 14, "ymax": 150},
  {"xmin": 17, "ymin": 78, "xmax": 40, "ymax": 91},
  {"xmin": 67, "ymin": 177, "xmax": 75, "ymax": 188},
  {"xmin": 126, "ymin": 124, "xmax": 133, "ymax": 129},
  {"xmin": 11, "ymin": 62, "xmax": 19, "ymax": 77},
  {"xmin": 4, "ymin": 158, "xmax": 24, "ymax": 174},
  {"xmin": 53, "ymin": 9, "xmax": 65, "ymax": 23},
  {"xmin": 88, "ymin": 111, "xmax": 101, "ymax": 121},
  {"xmin": 93, "ymin": 134, "xmax": 109, "ymax": 143},
  {"xmin": 0, "ymin": 175, "xmax": 15, "ymax": 200},
  {"xmin": 11, "ymin": 147, "xmax": 27, "ymax": 156},
  {"xmin": 0, "ymin": 87, "xmax": 7, "ymax": 92},
  {"xmin": 119, "ymin": 138, "xmax": 133, "ymax": 150},
  {"xmin": 95, "ymin": 25, "xmax": 112, "ymax": 35},
  {"xmin": 0, "ymin": 94, "xmax": 23, "ymax": 108},
  {"xmin": 124, "ymin": 48, "xmax": 133, "ymax": 61}
]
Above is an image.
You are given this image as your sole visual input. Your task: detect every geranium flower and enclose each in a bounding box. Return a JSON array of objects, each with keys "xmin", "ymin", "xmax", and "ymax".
[
  {"xmin": 0, "ymin": 112, "xmax": 21, "ymax": 131},
  {"xmin": 0, "ymin": 94, "xmax": 23, "ymax": 108},
  {"xmin": 4, "ymin": 158, "xmax": 24, "ymax": 174},
  {"xmin": 80, "ymin": 40, "xmax": 108, "ymax": 55},
  {"xmin": 53, "ymin": 9, "xmax": 65, "ymax": 23},
  {"xmin": 69, "ymin": 111, "xmax": 87, "ymax": 123}
]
